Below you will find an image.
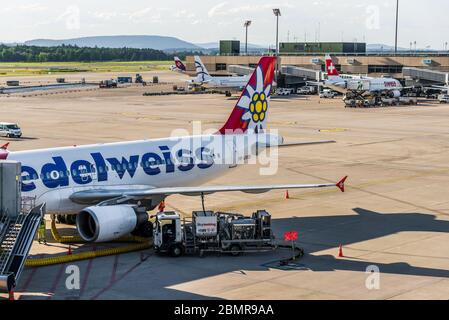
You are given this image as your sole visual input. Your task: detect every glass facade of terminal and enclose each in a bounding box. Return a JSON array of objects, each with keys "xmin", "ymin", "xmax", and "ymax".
[{"xmin": 279, "ymin": 42, "xmax": 366, "ymax": 54}]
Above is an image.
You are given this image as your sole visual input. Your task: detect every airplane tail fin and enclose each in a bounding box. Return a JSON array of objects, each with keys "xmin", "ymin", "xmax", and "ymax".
[
  {"xmin": 0, "ymin": 143, "xmax": 9, "ymax": 160},
  {"xmin": 174, "ymin": 56, "xmax": 186, "ymax": 72},
  {"xmin": 218, "ymin": 57, "xmax": 276, "ymax": 134},
  {"xmin": 325, "ymin": 54, "xmax": 340, "ymax": 78},
  {"xmin": 194, "ymin": 55, "xmax": 213, "ymax": 82}
]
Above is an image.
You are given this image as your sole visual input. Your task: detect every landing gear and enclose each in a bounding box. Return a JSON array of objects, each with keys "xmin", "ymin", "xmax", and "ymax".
[
  {"xmin": 66, "ymin": 215, "xmax": 77, "ymax": 225},
  {"xmin": 132, "ymin": 220, "xmax": 153, "ymax": 238},
  {"xmin": 56, "ymin": 214, "xmax": 67, "ymax": 224},
  {"xmin": 56, "ymin": 214, "xmax": 76, "ymax": 225}
]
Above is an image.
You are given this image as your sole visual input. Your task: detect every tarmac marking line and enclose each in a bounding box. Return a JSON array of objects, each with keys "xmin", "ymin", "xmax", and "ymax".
[
  {"xmin": 385, "ymin": 278, "xmax": 448, "ymax": 300},
  {"xmin": 91, "ymin": 253, "xmax": 145, "ymax": 300},
  {"xmin": 46, "ymin": 263, "xmax": 66, "ymax": 300},
  {"xmin": 18, "ymin": 254, "xmax": 44, "ymax": 297},
  {"xmin": 79, "ymin": 258, "xmax": 95, "ymax": 298},
  {"xmin": 111, "ymin": 254, "xmax": 120, "ymax": 283}
]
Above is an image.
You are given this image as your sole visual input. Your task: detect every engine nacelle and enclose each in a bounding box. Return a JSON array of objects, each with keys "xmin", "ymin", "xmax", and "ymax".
[
  {"xmin": 76, "ymin": 205, "xmax": 148, "ymax": 242},
  {"xmin": 390, "ymin": 90, "xmax": 401, "ymax": 98}
]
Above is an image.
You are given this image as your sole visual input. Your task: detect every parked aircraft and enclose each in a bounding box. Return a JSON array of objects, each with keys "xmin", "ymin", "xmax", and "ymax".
[
  {"xmin": 191, "ymin": 55, "xmax": 250, "ymax": 90},
  {"xmin": 170, "ymin": 57, "xmax": 186, "ymax": 73},
  {"xmin": 1, "ymin": 57, "xmax": 346, "ymax": 242},
  {"xmin": 324, "ymin": 54, "xmax": 403, "ymax": 99}
]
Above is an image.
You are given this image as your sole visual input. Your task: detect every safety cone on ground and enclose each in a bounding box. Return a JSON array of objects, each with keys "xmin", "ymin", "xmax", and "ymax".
[
  {"xmin": 8, "ymin": 288, "xmax": 15, "ymax": 301},
  {"xmin": 338, "ymin": 244, "xmax": 344, "ymax": 257},
  {"xmin": 67, "ymin": 245, "xmax": 72, "ymax": 255},
  {"xmin": 285, "ymin": 190, "xmax": 290, "ymax": 199}
]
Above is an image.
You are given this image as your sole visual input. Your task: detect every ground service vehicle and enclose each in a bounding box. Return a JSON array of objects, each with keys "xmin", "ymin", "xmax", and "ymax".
[
  {"xmin": 297, "ymin": 86, "xmax": 317, "ymax": 95},
  {"xmin": 276, "ymin": 88, "xmax": 294, "ymax": 96},
  {"xmin": 99, "ymin": 80, "xmax": 118, "ymax": 88},
  {"xmin": 153, "ymin": 210, "xmax": 276, "ymax": 257},
  {"xmin": 320, "ymin": 89, "xmax": 336, "ymax": 99},
  {"xmin": 438, "ymin": 94, "xmax": 449, "ymax": 103},
  {"xmin": 0, "ymin": 123, "xmax": 22, "ymax": 138}
]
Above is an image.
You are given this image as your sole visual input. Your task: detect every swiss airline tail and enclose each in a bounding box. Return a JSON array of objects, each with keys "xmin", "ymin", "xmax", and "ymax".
[
  {"xmin": 218, "ymin": 57, "xmax": 276, "ymax": 135},
  {"xmin": 174, "ymin": 57, "xmax": 186, "ymax": 72},
  {"xmin": 325, "ymin": 54, "xmax": 340, "ymax": 77}
]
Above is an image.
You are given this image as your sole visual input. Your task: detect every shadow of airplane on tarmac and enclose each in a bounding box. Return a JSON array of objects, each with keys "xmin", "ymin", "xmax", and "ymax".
[
  {"xmin": 16, "ymin": 208, "xmax": 449, "ymax": 300},
  {"xmin": 272, "ymin": 208, "xmax": 449, "ymax": 278}
]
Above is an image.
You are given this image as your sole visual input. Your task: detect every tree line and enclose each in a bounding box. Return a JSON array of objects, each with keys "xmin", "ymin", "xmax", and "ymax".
[{"xmin": 0, "ymin": 44, "xmax": 175, "ymax": 62}]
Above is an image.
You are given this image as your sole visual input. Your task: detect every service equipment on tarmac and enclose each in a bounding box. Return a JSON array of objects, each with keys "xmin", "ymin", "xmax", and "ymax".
[{"xmin": 153, "ymin": 210, "xmax": 276, "ymax": 257}]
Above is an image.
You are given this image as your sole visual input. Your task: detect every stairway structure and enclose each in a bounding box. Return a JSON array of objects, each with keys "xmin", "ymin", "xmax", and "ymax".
[{"xmin": 0, "ymin": 161, "xmax": 44, "ymax": 293}]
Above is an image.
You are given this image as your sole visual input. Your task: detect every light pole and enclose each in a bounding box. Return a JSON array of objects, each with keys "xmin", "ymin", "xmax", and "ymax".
[
  {"xmin": 273, "ymin": 8, "xmax": 281, "ymax": 84},
  {"xmin": 395, "ymin": 0, "xmax": 399, "ymax": 55},
  {"xmin": 244, "ymin": 20, "xmax": 251, "ymax": 55}
]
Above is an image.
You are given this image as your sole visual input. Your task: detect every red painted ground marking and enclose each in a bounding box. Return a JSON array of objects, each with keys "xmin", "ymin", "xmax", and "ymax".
[
  {"xmin": 111, "ymin": 254, "xmax": 120, "ymax": 283},
  {"xmin": 46, "ymin": 264, "xmax": 66, "ymax": 300},
  {"xmin": 18, "ymin": 254, "xmax": 44, "ymax": 298},
  {"xmin": 79, "ymin": 246, "xmax": 96, "ymax": 298},
  {"xmin": 91, "ymin": 254, "xmax": 146, "ymax": 300}
]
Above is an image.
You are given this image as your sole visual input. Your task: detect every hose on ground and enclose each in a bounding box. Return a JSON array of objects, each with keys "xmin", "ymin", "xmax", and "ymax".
[{"xmin": 25, "ymin": 215, "xmax": 152, "ymax": 267}]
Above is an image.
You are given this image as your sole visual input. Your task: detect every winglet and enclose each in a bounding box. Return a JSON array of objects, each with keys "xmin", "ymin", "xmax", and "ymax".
[
  {"xmin": 1, "ymin": 143, "xmax": 9, "ymax": 150},
  {"xmin": 336, "ymin": 176, "xmax": 348, "ymax": 192}
]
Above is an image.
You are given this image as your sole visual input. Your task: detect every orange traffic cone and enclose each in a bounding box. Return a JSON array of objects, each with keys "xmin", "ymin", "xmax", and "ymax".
[
  {"xmin": 285, "ymin": 190, "xmax": 290, "ymax": 199},
  {"xmin": 67, "ymin": 245, "xmax": 72, "ymax": 255},
  {"xmin": 8, "ymin": 288, "xmax": 15, "ymax": 301},
  {"xmin": 338, "ymin": 244, "xmax": 344, "ymax": 257}
]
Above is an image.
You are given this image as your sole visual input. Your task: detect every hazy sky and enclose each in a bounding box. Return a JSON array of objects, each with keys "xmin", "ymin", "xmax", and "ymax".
[{"xmin": 1, "ymin": 0, "xmax": 447, "ymax": 48}]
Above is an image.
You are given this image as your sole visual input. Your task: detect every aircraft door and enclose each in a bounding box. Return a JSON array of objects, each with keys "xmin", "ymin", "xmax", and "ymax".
[{"xmin": 225, "ymin": 136, "xmax": 237, "ymax": 168}]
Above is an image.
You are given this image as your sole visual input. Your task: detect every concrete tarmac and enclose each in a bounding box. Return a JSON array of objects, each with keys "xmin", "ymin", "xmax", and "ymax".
[{"xmin": 1, "ymin": 71, "xmax": 449, "ymax": 300}]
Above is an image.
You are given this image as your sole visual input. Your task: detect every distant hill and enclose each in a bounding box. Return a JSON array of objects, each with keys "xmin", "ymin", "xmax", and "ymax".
[
  {"xmin": 24, "ymin": 35, "xmax": 201, "ymax": 51},
  {"xmin": 196, "ymin": 42, "xmax": 266, "ymax": 50},
  {"xmin": 367, "ymin": 43, "xmax": 436, "ymax": 52}
]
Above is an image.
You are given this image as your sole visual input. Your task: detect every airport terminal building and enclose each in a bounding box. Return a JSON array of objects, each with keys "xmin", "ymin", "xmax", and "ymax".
[{"xmin": 186, "ymin": 42, "xmax": 449, "ymax": 82}]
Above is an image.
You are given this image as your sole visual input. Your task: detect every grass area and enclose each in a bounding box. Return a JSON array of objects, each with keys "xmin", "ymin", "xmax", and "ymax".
[{"xmin": 0, "ymin": 61, "xmax": 173, "ymax": 77}]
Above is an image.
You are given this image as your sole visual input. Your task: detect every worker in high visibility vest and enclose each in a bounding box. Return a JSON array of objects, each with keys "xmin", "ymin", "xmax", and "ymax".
[{"xmin": 37, "ymin": 218, "xmax": 47, "ymax": 245}]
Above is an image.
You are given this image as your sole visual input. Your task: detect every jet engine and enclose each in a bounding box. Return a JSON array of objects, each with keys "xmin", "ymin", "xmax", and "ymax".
[
  {"xmin": 76, "ymin": 205, "xmax": 149, "ymax": 242},
  {"xmin": 390, "ymin": 90, "xmax": 401, "ymax": 98}
]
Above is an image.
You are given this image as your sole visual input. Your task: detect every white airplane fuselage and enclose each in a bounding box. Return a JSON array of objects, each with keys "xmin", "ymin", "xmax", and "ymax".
[
  {"xmin": 326, "ymin": 76, "xmax": 402, "ymax": 96},
  {"xmin": 8, "ymin": 133, "xmax": 281, "ymax": 214},
  {"xmin": 201, "ymin": 76, "xmax": 250, "ymax": 90}
]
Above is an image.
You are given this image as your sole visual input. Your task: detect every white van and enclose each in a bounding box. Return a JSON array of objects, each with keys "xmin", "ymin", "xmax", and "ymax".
[
  {"xmin": 0, "ymin": 122, "xmax": 22, "ymax": 138},
  {"xmin": 319, "ymin": 89, "xmax": 336, "ymax": 99},
  {"xmin": 438, "ymin": 94, "xmax": 449, "ymax": 104}
]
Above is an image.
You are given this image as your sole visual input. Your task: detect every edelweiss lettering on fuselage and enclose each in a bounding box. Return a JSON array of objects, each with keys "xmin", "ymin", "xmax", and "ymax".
[{"xmin": 20, "ymin": 145, "xmax": 214, "ymax": 193}]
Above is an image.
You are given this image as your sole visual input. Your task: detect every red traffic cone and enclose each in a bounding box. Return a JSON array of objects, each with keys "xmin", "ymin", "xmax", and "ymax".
[
  {"xmin": 67, "ymin": 245, "xmax": 72, "ymax": 255},
  {"xmin": 285, "ymin": 190, "xmax": 290, "ymax": 199},
  {"xmin": 8, "ymin": 288, "xmax": 15, "ymax": 301},
  {"xmin": 338, "ymin": 244, "xmax": 344, "ymax": 257}
]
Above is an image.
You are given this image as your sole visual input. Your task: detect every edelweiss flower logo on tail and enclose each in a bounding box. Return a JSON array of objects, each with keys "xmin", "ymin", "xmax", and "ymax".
[
  {"xmin": 218, "ymin": 57, "xmax": 276, "ymax": 135},
  {"xmin": 238, "ymin": 65, "xmax": 272, "ymax": 133}
]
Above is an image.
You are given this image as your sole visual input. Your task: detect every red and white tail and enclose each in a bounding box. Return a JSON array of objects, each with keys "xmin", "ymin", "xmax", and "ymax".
[
  {"xmin": 174, "ymin": 57, "xmax": 186, "ymax": 72},
  {"xmin": 219, "ymin": 57, "xmax": 276, "ymax": 134},
  {"xmin": 0, "ymin": 143, "xmax": 9, "ymax": 160},
  {"xmin": 325, "ymin": 54, "xmax": 340, "ymax": 77}
]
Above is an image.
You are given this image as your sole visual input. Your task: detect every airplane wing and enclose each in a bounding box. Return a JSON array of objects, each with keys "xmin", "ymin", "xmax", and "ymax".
[
  {"xmin": 69, "ymin": 176, "xmax": 348, "ymax": 205},
  {"xmin": 271, "ymin": 140, "xmax": 336, "ymax": 148}
]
